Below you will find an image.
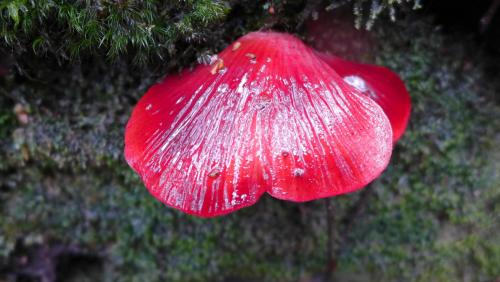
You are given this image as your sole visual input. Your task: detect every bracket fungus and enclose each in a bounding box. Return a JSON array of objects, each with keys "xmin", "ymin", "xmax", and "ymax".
[{"xmin": 125, "ymin": 31, "xmax": 399, "ymax": 217}]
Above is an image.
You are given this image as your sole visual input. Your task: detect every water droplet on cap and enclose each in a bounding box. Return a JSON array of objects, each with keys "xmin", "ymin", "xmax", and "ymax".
[
  {"xmin": 293, "ymin": 168, "xmax": 305, "ymax": 177},
  {"xmin": 344, "ymin": 75, "xmax": 368, "ymax": 92}
]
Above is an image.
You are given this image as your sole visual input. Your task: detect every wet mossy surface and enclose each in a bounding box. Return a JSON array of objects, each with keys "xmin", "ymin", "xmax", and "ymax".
[{"xmin": 1, "ymin": 10, "xmax": 500, "ymax": 282}]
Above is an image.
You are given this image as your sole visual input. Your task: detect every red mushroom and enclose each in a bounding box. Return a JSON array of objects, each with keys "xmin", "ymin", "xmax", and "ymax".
[
  {"xmin": 124, "ymin": 32, "xmax": 393, "ymax": 217},
  {"xmin": 305, "ymin": 10, "xmax": 410, "ymax": 142},
  {"xmin": 318, "ymin": 54, "xmax": 411, "ymax": 142}
]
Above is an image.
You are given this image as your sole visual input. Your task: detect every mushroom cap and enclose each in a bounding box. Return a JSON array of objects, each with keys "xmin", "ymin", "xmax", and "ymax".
[
  {"xmin": 125, "ymin": 31, "xmax": 393, "ymax": 217},
  {"xmin": 318, "ymin": 54, "xmax": 411, "ymax": 142}
]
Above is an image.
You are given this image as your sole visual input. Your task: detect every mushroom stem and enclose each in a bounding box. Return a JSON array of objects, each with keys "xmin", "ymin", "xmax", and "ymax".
[
  {"xmin": 341, "ymin": 186, "xmax": 374, "ymax": 236},
  {"xmin": 325, "ymin": 186, "xmax": 375, "ymax": 281},
  {"xmin": 325, "ymin": 198, "xmax": 337, "ymax": 281}
]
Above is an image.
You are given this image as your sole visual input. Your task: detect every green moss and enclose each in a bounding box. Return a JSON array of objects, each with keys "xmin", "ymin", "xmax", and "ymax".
[
  {"xmin": 0, "ymin": 0, "xmax": 426, "ymax": 70},
  {"xmin": 0, "ymin": 0, "xmax": 229, "ymax": 64}
]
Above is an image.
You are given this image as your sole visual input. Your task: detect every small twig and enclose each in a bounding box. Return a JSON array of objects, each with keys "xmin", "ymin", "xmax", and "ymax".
[{"xmin": 480, "ymin": 0, "xmax": 500, "ymax": 33}]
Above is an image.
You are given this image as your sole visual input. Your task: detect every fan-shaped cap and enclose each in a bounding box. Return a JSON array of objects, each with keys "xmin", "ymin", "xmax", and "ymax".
[
  {"xmin": 125, "ymin": 32, "xmax": 393, "ymax": 217},
  {"xmin": 318, "ymin": 54, "xmax": 411, "ymax": 142}
]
